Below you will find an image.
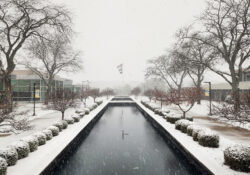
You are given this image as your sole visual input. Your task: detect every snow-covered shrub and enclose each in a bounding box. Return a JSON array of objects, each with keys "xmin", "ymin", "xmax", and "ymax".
[
  {"xmin": 61, "ymin": 120, "xmax": 68, "ymax": 129},
  {"xmin": 197, "ymin": 129, "xmax": 219, "ymax": 148},
  {"xmin": 187, "ymin": 125, "xmax": 202, "ymax": 136},
  {"xmin": 33, "ymin": 132, "xmax": 46, "ymax": 145},
  {"xmin": 0, "ymin": 148, "xmax": 18, "ymax": 166},
  {"xmin": 79, "ymin": 112, "xmax": 85, "ymax": 118},
  {"xmin": 72, "ymin": 114, "xmax": 80, "ymax": 122},
  {"xmin": 64, "ymin": 117, "xmax": 74, "ymax": 124},
  {"xmin": 166, "ymin": 114, "xmax": 181, "ymax": 124},
  {"xmin": 20, "ymin": 136, "xmax": 39, "ymax": 152},
  {"xmin": 75, "ymin": 109, "xmax": 84, "ymax": 114},
  {"xmin": 224, "ymin": 145, "xmax": 250, "ymax": 172},
  {"xmin": 0, "ymin": 157, "xmax": 7, "ymax": 175},
  {"xmin": 47, "ymin": 126, "xmax": 59, "ymax": 136},
  {"xmin": 84, "ymin": 109, "xmax": 90, "ymax": 115},
  {"xmin": 180, "ymin": 121, "xmax": 193, "ymax": 133},
  {"xmin": 192, "ymin": 127, "xmax": 203, "ymax": 141},
  {"xmin": 9, "ymin": 141, "xmax": 30, "ymax": 159},
  {"xmin": 175, "ymin": 119, "xmax": 192, "ymax": 132},
  {"xmin": 186, "ymin": 116, "xmax": 193, "ymax": 122},
  {"xmin": 96, "ymin": 101, "xmax": 103, "ymax": 105},
  {"xmin": 53, "ymin": 121, "xmax": 64, "ymax": 131},
  {"xmin": 89, "ymin": 103, "xmax": 98, "ymax": 111},
  {"xmin": 42, "ymin": 129, "xmax": 53, "ymax": 140},
  {"xmin": 154, "ymin": 109, "xmax": 165, "ymax": 116}
]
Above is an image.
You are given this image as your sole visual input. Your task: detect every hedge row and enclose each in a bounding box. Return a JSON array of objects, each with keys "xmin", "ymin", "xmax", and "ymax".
[
  {"xmin": 141, "ymin": 100, "xmax": 250, "ymax": 173},
  {"xmin": 141, "ymin": 100, "xmax": 219, "ymax": 148},
  {"xmin": 0, "ymin": 100, "xmax": 104, "ymax": 175}
]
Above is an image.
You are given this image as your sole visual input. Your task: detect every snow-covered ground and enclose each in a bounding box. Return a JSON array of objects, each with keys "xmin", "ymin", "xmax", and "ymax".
[
  {"xmin": 137, "ymin": 97, "xmax": 250, "ymax": 175},
  {"xmin": 1, "ymin": 96, "xmax": 249, "ymax": 175},
  {"xmin": 0, "ymin": 97, "xmax": 104, "ymax": 149},
  {"xmin": 140, "ymin": 96, "xmax": 250, "ymax": 131},
  {"xmin": 6, "ymin": 98, "xmax": 109, "ymax": 175}
]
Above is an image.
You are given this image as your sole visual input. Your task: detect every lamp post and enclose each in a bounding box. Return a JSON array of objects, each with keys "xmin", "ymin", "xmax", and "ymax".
[
  {"xmin": 204, "ymin": 81, "xmax": 212, "ymax": 115},
  {"xmin": 33, "ymin": 83, "xmax": 36, "ymax": 116}
]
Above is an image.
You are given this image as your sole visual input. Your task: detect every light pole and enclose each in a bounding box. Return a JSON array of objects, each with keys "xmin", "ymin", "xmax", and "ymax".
[
  {"xmin": 33, "ymin": 83, "xmax": 36, "ymax": 116},
  {"xmin": 204, "ymin": 81, "xmax": 212, "ymax": 115}
]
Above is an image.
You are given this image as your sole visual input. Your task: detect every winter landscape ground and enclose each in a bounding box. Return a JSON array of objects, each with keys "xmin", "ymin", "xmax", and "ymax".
[{"xmin": 0, "ymin": 97, "xmax": 249, "ymax": 175}]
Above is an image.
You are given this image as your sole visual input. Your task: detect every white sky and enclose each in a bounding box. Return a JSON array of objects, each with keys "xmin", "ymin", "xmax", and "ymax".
[{"xmin": 55, "ymin": 0, "xmax": 222, "ymax": 84}]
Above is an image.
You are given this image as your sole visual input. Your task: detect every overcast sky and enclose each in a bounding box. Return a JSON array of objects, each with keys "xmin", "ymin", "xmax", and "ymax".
[{"xmin": 55, "ymin": 0, "xmax": 222, "ymax": 84}]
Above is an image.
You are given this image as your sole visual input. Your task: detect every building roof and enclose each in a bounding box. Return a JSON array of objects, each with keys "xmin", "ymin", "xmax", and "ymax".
[
  {"xmin": 11, "ymin": 69, "xmax": 65, "ymax": 81},
  {"xmin": 203, "ymin": 81, "xmax": 250, "ymax": 90}
]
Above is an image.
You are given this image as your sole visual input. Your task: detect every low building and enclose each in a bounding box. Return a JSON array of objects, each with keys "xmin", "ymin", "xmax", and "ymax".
[
  {"xmin": 205, "ymin": 68, "xmax": 250, "ymax": 102},
  {"xmin": 0, "ymin": 70, "xmax": 75, "ymax": 102},
  {"xmin": 208, "ymin": 81, "xmax": 250, "ymax": 101}
]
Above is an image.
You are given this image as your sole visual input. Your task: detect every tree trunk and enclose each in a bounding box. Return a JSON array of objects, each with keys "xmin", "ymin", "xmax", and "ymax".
[
  {"xmin": 232, "ymin": 85, "xmax": 240, "ymax": 111},
  {"xmin": 197, "ymin": 77, "xmax": 202, "ymax": 104},
  {"xmin": 45, "ymin": 85, "xmax": 51, "ymax": 105},
  {"xmin": 183, "ymin": 111, "xmax": 186, "ymax": 118},
  {"xmin": 62, "ymin": 111, "xmax": 65, "ymax": 120},
  {"xmin": 4, "ymin": 77, "xmax": 12, "ymax": 112},
  {"xmin": 197, "ymin": 87, "xmax": 201, "ymax": 105}
]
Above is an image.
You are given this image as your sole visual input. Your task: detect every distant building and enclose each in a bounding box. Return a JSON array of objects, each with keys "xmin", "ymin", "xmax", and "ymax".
[
  {"xmin": 206, "ymin": 68, "xmax": 250, "ymax": 101},
  {"xmin": 0, "ymin": 70, "xmax": 78, "ymax": 102}
]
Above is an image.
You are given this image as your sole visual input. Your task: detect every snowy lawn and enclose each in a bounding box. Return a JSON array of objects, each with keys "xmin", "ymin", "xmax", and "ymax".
[
  {"xmin": 0, "ymin": 97, "xmax": 105, "ymax": 149},
  {"xmin": 136, "ymin": 98, "xmax": 250, "ymax": 175}
]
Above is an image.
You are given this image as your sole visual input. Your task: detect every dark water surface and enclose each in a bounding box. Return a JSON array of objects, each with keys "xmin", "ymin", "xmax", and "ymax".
[{"xmin": 53, "ymin": 106, "xmax": 195, "ymax": 175}]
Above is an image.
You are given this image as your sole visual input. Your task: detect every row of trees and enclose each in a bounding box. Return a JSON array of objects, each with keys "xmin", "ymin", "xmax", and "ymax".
[
  {"xmin": 0, "ymin": 0, "xmax": 81, "ymax": 110},
  {"xmin": 146, "ymin": 0, "xmax": 250, "ymax": 112},
  {"xmin": 143, "ymin": 88, "xmax": 198, "ymax": 118}
]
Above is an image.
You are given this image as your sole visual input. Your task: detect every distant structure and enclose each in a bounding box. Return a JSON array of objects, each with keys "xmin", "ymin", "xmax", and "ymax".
[
  {"xmin": 208, "ymin": 68, "xmax": 250, "ymax": 101},
  {"xmin": 0, "ymin": 70, "xmax": 81, "ymax": 102}
]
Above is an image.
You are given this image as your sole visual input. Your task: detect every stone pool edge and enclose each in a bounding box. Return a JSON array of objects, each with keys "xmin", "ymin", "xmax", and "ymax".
[
  {"xmin": 7, "ymin": 100, "xmax": 110, "ymax": 175},
  {"xmin": 135, "ymin": 101, "xmax": 214, "ymax": 175},
  {"xmin": 42, "ymin": 100, "xmax": 214, "ymax": 175}
]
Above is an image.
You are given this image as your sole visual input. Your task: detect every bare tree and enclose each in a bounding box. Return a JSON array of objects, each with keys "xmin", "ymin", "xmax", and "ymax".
[
  {"xmin": 49, "ymin": 88, "xmax": 76, "ymax": 120},
  {"xmin": 144, "ymin": 89, "xmax": 154, "ymax": 101},
  {"xmin": 182, "ymin": 0, "xmax": 250, "ymax": 110},
  {"xmin": 130, "ymin": 87, "xmax": 141, "ymax": 97},
  {"xmin": 173, "ymin": 37, "xmax": 212, "ymax": 104},
  {"xmin": 88, "ymin": 88, "xmax": 100, "ymax": 102},
  {"xmin": 168, "ymin": 87, "xmax": 198, "ymax": 118},
  {"xmin": 101, "ymin": 88, "xmax": 115, "ymax": 99},
  {"xmin": 24, "ymin": 34, "xmax": 82, "ymax": 104},
  {"xmin": 153, "ymin": 88, "xmax": 166, "ymax": 108},
  {"xmin": 146, "ymin": 53, "xmax": 188, "ymax": 95},
  {"xmin": 0, "ymin": 0, "xmax": 72, "ymax": 110}
]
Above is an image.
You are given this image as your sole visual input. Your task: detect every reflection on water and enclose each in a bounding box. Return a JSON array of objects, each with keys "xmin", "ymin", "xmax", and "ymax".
[{"xmin": 53, "ymin": 106, "xmax": 196, "ymax": 175}]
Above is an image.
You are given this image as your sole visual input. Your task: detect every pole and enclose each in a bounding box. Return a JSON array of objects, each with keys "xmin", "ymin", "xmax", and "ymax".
[
  {"xmin": 209, "ymin": 82, "xmax": 212, "ymax": 115},
  {"xmin": 33, "ymin": 83, "xmax": 36, "ymax": 116},
  {"xmin": 204, "ymin": 81, "xmax": 212, "ymax": 115}
]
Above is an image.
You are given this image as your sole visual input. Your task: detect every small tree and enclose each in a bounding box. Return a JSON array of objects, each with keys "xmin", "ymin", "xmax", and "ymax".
[
  {"xmin": 144, "ymin": 89, "xmax": 154, "ymax": 101},
  {"xmin": 88, "ymin": 88, "xmax": 100, "ymax": 102},
  {"xmin": 24, "ymin": 34, "xmax": 82, "ymax": 104},
  {"xmin": 168, "ymin": 88, "xmax": 198, "ymax": 118},
  {"xmin": 153, "ymin": 88, "xmax": 166, "ymax": 108},
  {"xmin": 50, "ymin": 88, "xmax": 76, "ymax": 120},
  {"xmin": 130, "ymin": 87, "xmax": 141, "ymax": 97},
  {"xmin": 81, "ymin": 88, "xmax": 89, "ymax": 107}
]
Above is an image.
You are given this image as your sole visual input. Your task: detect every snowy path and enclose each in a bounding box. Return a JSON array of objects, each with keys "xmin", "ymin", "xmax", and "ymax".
[{"xmin": 140, "ymin": 97, "xmax": 250, "ymax": 146}]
